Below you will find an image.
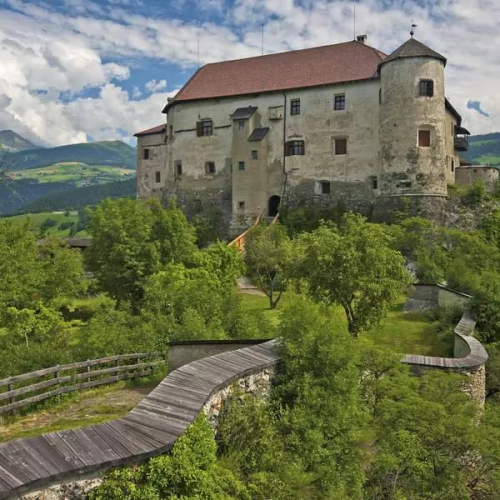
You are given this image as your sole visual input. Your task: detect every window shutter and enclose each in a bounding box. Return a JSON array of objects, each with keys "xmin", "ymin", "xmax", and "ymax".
[
  {"xmin": 429, "ymin": 80, "xmax": 434, "ymax": 96},
  {"xmin": 300, "ymin": 140, "xmax": 305, "ymax": 155},
  {"xmin": 285, "ymin": 141, "xmax": 292, "ymax": 156},
  {"xmin": 196, "ymin": 121, "xmax": 203, "ymax": 136}
]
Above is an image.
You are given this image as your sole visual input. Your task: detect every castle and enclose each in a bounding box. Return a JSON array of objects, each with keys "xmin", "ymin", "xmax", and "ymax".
[{"xmin": 135, "ymin": 35, "xmax": 470, "ymax": 230}]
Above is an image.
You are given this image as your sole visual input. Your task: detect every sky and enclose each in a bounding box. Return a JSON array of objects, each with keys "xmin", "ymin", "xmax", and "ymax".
[{"xmin": 0, "ymin": 0, "xmax": 498, "ymax": 148}]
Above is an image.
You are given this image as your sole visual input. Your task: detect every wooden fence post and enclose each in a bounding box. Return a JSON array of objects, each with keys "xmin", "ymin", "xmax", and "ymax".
[
  {"xmin": 8, "ymin": 382, "xmax": 16, "ymax": 417},
  {"xmin": 87, "ymin": 361, "xmax": 91, "ymax": 384},
  {"xmin": 54, "ymin": 367, "xmax": 60, "ymax": 404}
]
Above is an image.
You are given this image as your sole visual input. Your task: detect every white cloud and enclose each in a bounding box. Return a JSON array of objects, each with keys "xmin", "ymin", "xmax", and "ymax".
[
  {"xmin": 0, "ymin": 0, "xmax": 498, "ymax": 148},
  {"xmin": 145, "ymin": 79, "xmax": 167, "ymax": 93}
]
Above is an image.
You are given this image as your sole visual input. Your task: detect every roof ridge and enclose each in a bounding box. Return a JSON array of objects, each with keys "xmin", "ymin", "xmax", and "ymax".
[{"xmin": 201, "ymin": 39, "xmax": 370, "ymax": 67}]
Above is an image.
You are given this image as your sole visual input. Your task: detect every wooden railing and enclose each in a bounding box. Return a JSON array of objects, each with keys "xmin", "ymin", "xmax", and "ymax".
[
  {"xmin": 0, "ymin": 353, "xmax": 166, "ymax": 416},
  {"xmin": 228, "ymin": 210, "xmax": 266, "ymax": 252}
]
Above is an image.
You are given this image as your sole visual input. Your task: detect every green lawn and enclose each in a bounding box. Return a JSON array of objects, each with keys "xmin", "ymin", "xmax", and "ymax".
[
  {"xmin": 0, "ymin": 379, "xmax": 160, "ymax": 443},
  {"xmin": 239, "ymin": 293, "xmax": 453, "ymax": 357},
  {"xmin": 478, "ymin": 155, "xmax": 500, "ymax": 166},
  {"xmin": 4, "ymin": 211, "xmax": 87, "ymax": 237},
  {"xmin": 12, "ymin": 162, "xmax": 135, "ymax": 186}
]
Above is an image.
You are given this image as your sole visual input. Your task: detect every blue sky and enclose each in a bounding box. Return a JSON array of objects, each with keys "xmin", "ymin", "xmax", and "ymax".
[{"xmin": 0, "ymin": 0, "xmax": 497, "ymax": 147}]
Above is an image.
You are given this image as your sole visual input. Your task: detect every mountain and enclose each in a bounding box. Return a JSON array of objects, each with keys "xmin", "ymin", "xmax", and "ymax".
[
  {"xmin": 463, "ymin": 133, "xmax": 500, "ymax": 166},
  {"xmin": 5, "ymin": 140, "xmax": 136, "ymax": 170},
  {"xmin": 0, "ymin": 130, "xmax": 39, "ymax": 152}
]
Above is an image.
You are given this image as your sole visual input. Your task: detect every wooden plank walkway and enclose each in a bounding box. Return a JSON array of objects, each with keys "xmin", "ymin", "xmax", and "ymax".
[{"xmin": 0, "ymin": 341, "xmax": 279, "ymax": 499}]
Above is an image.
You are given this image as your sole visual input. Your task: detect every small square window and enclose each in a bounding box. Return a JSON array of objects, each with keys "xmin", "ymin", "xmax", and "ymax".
[
  {"xmin": 205, "ymin": 161, "xmax": 216, "ymax": 174},
  {"xmin": 334, "ymin": 94, "xmax": 345, "ymax": 111},
  {"xmin": 287, "ymin": 140, "xmax": 305, "ymax": 156},
  {"xmin": 143, "ymin": 148, "xmax": 150, "ymax": 160},
  {"xmin": 155, "ymin": 171, "xmax": 161, "ymax": 183},
  {"xmin": 320, "ymin": 181, "xmax": 331, "ymax": 194},
  {"xmin": 239, "ymin": 120, "xmax": 246, "ymax": 131},
  {"xmin": 419, "ymin": 80, "xmax": 434, "ymax": 97},
  {"xmin": 197, "ymin": 119, "xmax": 213, "ymax": 136},
  {"xmin": 238, "ymin": 201, "xmax": 245, "ymax": 210},
  {"xmin": 290, "ymin": 99, "xmax": 300, "ymax": 115},
  {"xmin": 335, "ymin": 138, "xmax": 347, "ymax": 155},
  {"xmin": 238, "ymin": 161, "xmax": 245, "ymax": 171},
  {"xmin": 175, "ymin": 160, "xmax": 182, "ymax": 176},
  {"xmin": 251, "ymin": 150, "xmax": 258, "ymax": 160},
  {"xmin": 418, "ymin": 130, "xmax": 431, "ymax": 148}
]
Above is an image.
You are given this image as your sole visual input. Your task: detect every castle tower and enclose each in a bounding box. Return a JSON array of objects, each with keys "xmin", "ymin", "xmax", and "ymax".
[{"xmin": 375, "ymin": 38, "xmax": 449, "ymax": 220}]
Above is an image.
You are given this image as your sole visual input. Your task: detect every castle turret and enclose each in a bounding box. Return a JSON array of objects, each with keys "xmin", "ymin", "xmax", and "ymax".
[{"xmin": 375, "ymin": 38, "xmax": 449, "ymax": 220}]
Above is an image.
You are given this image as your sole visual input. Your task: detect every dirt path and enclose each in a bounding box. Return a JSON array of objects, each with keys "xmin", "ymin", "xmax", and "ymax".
[{"xmin": 0, "ymin": 382, "xmax": 156, "ymax": 443}]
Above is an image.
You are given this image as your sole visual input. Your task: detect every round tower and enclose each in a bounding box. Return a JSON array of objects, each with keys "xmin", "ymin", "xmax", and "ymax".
[{"xmin": 374, "ymin": 38, "xmax": 448, "ymax": 221}]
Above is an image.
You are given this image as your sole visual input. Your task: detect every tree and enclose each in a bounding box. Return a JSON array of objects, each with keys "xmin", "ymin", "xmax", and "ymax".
[
  {"xmin": 293, "ymin": 214, "xmax": 410, "ymax": 336},
  {"xmin": 90, "ymin": 415, "xmax": 248, "ymax": 499},
  {"xmin": 244, "ymin": 223, "xmax": 291, "ymax": 309},
  {"xmin": 364, "ymin": 367, "xmax": 498, "ymax": 499},
  {"xmin": 0, "ymin": 219, "xmax": 43, "ymax": 311},
  {"xmin": 275, "ymin": 296, "xmax": 364, "ymax": 497},
  {"xmin": 85, "ymin": 198, "xmax": 197, "ymax": 308}
]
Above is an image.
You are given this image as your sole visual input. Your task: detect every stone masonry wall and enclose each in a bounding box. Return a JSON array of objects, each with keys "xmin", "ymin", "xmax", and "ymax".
[{"xmin": 203, "ymin": 367, "xmax": 275, "ymax": 429}]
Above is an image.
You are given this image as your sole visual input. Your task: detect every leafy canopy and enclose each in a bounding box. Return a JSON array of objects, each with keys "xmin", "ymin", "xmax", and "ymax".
[{"xmin": 293, "ymin": 213, "xmax": 410, "ymax": 335}]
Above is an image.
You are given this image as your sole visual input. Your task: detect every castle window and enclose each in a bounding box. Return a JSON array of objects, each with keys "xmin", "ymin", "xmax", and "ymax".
[
  {"xmin": 251, "ymin": 150, "xmax": 258, "ymax": 160},
  {"xmin": 290, "ymin": 99, "xmax": 301, "ymax": 115},
  {"xmin": 169, "ymin": 125, "xmax": 173, "ymax": 137},
  {"xmin": 239, "ymin": 120, "xmax": 246, "ymax": 131},
  {"xmin": 418, "ymin": 130, "xmax": 431, "ymax": 147},
  {"xmin": 197, "ymin": 119, "xmax": 213, "ymax": 136},
  {"xmin": 285, "ymin": 140, "xmax": 305, "ymax": 156},
  {"xmin": 334, "ymin": 94, "xmax": 346, "ymax": 111},
  {"xmin": 175, "ymin": 160, "xmax": 182, "ymax": 176},
  {"xmin": 372, "ymin": 177, "xmax": 378, "ymax": 189},
  {"xmin": 238, "ymin": 201, "xmax": 245, "ymax": 210},
  {"xmin": 397, "ymin": 180, "xmax": 412, "ymax": 189},
  {"xmin": 419, "ymin": 80, "xmax": 434, "ymax": 97},
  {"xmin": 334, "ymin": 138, "xmax": 347, "ymax": 155},
  {"xmin": 155, "ymin": 171, "xmax": 161, "ymax": 183},
  {"xmin": 320, "ymin": 181, "xmax": 331, "ymax": 194},
  {"xmin": 143, "ymin": 148, "xmax": 150, "ymax": 160},
  {"xmin": 451, "ymin": 158, "xmax": 455, "ymax": 172},
  {"xmin": 205, "ymin": 161, "xmax": 216, "ymax": 174},
  {"xmin": 238, "ymin": 161, "xmax": 245, "ymax": 171}
]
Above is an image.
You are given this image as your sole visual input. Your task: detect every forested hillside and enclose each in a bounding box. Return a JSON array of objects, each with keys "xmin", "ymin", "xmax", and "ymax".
[
  {"xmin": 464, "ymin": 132, "xmax": 500, "ymax": 166},
  {"xmin": 19, "ymin": 178, "xmax": 136, "ymax": 212},
  {"xmin": 5, "ymin": 140, "xmax": 135, "ymax": 170}
]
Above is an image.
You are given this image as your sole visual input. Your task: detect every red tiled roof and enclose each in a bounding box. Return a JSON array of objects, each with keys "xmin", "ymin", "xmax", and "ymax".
[
  {"xmin": 134, "ymin": 124, "xmax": 166, "ymax": 137},
  {"xmin": 163, "ymin": 41, "xmax": 386, "ymax": 112}
]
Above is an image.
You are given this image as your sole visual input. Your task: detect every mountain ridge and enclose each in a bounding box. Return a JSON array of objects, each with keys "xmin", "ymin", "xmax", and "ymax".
[
  {"xmin": 0, "ymin": 130, "xmax": 39, "ymax": 152},
  {"xmin": 4, "ymin": 139, "xmax": 136, "ymax": 170}
]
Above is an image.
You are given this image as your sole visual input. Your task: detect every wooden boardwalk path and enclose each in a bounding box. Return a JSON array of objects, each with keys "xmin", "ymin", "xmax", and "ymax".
[{"xmin": 0, "ymin": 341, "xmax": 279, "ymax": 499}]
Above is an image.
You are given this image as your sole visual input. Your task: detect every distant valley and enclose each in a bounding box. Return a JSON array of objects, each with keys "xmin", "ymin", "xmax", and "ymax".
[
  {"xmin": 463, "ymin": 132, "xmax": 500, "ymax": 166},
  {"xmin": 0, "ymin": 130, "xmax": 136, "ymax": 215}
]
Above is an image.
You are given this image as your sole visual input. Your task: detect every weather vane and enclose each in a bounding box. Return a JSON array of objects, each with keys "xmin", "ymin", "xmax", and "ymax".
[{"xmin": 410, "ymin": 21, "xmax": 418, "ymax": 38}]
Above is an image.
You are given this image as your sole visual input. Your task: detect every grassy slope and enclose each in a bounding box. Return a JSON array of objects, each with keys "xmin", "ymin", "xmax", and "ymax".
[
  {"xmin": 5, "ymin": 211, "xmax": 86, "ymax": 237},
  {"xmin": 13, "ymin": 163, "xmax": 135, "ymax": 185},
  {"xmin": 0, "ymin": 380, "xmax": 160, "ymax": 443},
  {"xmin": 239, "ymin": 293, "xmax": 452, "ymax": 357}
]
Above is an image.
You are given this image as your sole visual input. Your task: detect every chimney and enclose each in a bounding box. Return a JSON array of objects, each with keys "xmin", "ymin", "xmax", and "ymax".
[{"xmin": 356, "ymin": 34, "xmax": 367, "ymax": 44}]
